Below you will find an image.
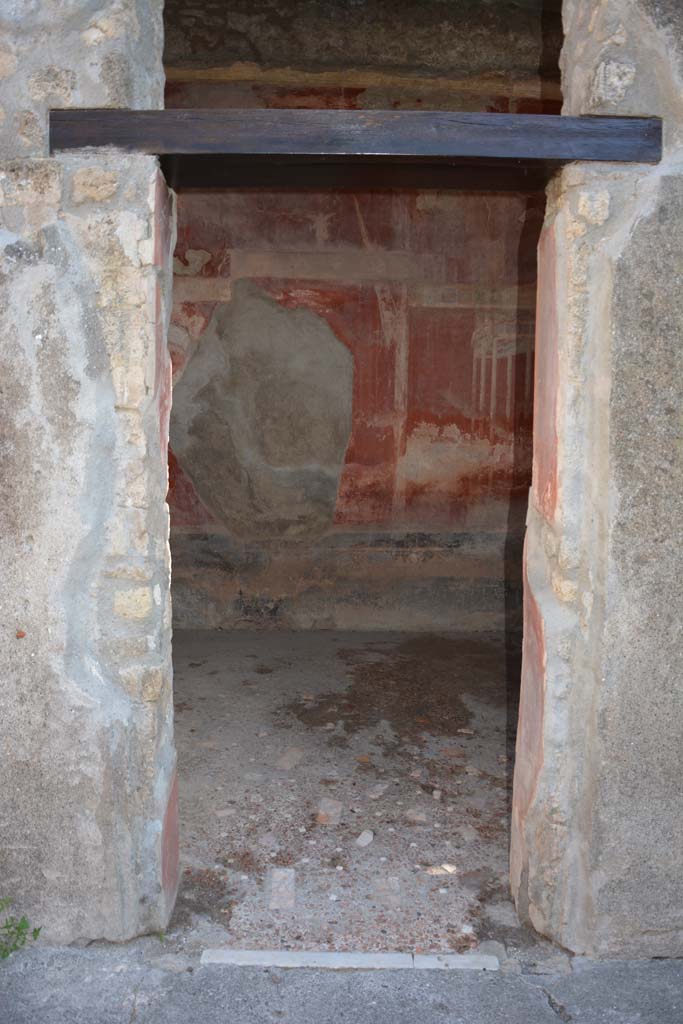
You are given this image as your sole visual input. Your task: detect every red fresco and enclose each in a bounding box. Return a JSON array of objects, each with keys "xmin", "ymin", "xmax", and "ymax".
[
  {"xmin": 161, "ymin": 772, "xmax": 180, "ymax": 900},
  {"xmin": 165, "ymin": 85, "xmax": 541, "ymax": 532},
  {"xmin": 252, "ymin": 85, "xmax": 366, "ymax": 109},
  {"xmin": 167, "ymin": 449, "xmax": 219, "ymax": 528},
  {"xmin": 532, "ymin": 224, "xmax": 558, "ymax": 522}
]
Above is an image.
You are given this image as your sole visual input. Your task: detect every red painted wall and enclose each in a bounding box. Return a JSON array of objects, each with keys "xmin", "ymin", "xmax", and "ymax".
[
  {"xmin": 532, "ymin": 224, "xmax": 559, "ymax": 523},
  {"xmin": 164, "ymin": 77, "xmax": 556, "ymax": 628},
  {"xmin": 168, "ymin": 185, "xmax": 542, "ymax": 530}
]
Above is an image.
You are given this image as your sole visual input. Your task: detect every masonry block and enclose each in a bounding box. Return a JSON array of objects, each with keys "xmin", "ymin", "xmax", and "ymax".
[{"xmin": 0, "ymin": 149, "xmax": 177, "ymax": 943}]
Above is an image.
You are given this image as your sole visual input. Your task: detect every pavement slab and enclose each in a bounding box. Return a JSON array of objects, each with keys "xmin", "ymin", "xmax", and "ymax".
[{"xmin": 1, "ymin": 946, "xmax": 682, "ymax": 1024}]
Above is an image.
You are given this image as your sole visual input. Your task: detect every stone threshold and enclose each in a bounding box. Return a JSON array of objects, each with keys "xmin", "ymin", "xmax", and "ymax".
[{"xmin": 200, "ymin": 949, "xmax": 500, "ymax": 971}]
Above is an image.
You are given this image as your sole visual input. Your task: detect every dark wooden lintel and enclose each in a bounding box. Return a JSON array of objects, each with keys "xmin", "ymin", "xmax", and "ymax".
[{"xmin": 49, "ymin": 108, "xmax": 662, "ymax": 192}]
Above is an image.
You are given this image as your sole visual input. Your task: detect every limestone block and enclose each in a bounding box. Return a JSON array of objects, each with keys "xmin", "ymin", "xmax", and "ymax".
[
  {"xmin": 106, "ymin": 507, "xmax": 150, "ymax": 558},
  {"xmin": 103, "ymin": 560, "xmax": 154, "ymax": 583},
  {"xmin": 114, "ymin": 587, "xmax": 153, "ymax": 620},
  {"xmin": 71, "ymin": 167, "xmax": 119, "ymax": 204},
  {"xmin": 119, "ymin": 662, "xmax": 169, "ymax": 703},
  {"xmin": 112, "ymin": 363, "xmax": 148, "ymax": 410}
]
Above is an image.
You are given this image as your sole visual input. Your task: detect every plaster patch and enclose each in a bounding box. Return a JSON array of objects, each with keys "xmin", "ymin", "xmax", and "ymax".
[
  {"xmin": 170, "ymin": 282, "xmax": 353, "ymax": 541},
  {"xmin": 591, "ymin": 59, "xmax": 636, "ymax": 103},
  {"xmin": 28, "ymin": 65, "xmax": 76, "ymax": 103},
  {"xmin": 0, "ymin": 52, "xmax": 17, "ymax": 80},
  {"xmin": 578, "ymin": 190, "xmax": 611, "ymax": 225},
  {"xmin": 174, "ymin": 248, "xmax": 211, "ymax": 275}
]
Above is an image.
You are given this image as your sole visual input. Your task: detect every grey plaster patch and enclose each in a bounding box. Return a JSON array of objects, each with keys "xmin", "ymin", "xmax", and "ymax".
[{"xmin": 170, "ymin": 281, "xmax": 353, "ymax": 541}]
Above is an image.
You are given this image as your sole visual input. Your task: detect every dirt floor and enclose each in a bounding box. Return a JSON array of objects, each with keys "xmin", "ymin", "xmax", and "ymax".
[{"xmin": 170, "ymin": 630, "xmax": 552, "ymax": 961}]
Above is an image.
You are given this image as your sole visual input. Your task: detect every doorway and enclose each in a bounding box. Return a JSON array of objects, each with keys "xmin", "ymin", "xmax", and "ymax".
[
  {"xmin": 164, "ymin": 182, "xmax": 543, "ymax": 953},
  {"xmin": 161, "ymin": 0, "xmax": 562, "ymax": 955}
]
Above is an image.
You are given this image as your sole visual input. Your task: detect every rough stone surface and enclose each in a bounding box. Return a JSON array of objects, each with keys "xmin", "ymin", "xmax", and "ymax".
[
  {"xmin": 0, "ymin": 1, "xmax": 164, "ymax": 159},
  {"xmin": 163, "ymin": 0, "xmax": 563, "ymax": 86},
  {"xmin": 561, "ymin": 0, "xmax": 683, "ymax": 148},
  {"xmin": 596, "ymin": 173, "xmax": 683, "ymax": 951},
  {"xmin": 170, "ymin": 281, "xmax": 354, "ymax": 541},
  {"xmin": 0, "ymin": 0, "xmax": 178, "ymax": 945},
  {"xmin": 0, "ymin": 151, "xmax": 176, "ymax": 943},
  {"xmin": 511, "ymin": 0, "xmax": 683, "ymax": 956},
  {"xmin": 1, "ymin": 944, "xmax": 682, "ymax": 1024}
]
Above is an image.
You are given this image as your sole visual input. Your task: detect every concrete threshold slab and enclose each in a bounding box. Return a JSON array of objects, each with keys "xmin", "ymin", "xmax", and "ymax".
[{"xmin": 200, "ymin": 949, "xmax": 500, "ymax": 971}]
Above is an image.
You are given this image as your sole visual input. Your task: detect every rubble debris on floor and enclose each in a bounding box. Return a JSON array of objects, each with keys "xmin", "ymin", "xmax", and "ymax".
[{"xmin": 170, "ymin": 630, "xmax": 547, "ymax": 958}]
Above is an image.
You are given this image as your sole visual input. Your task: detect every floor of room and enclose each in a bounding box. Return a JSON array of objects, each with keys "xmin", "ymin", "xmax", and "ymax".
[{"xmin": 169, "ymin": 629, "xmax": 548, "ymax": 959}]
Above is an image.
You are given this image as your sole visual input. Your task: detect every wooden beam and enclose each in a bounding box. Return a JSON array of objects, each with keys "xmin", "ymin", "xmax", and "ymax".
[{"xmin": 50, "ymin": 109, "xmax": 662, "ymax": 165}]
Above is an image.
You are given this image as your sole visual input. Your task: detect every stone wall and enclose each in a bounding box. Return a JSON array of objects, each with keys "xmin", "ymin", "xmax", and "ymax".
[
  {"xmin": 163, "ymin": 0, "xmax": 563, "ymax": 100},
  {"xmin": 164, "ymin": 0, "xmax": 560, "ymax": 631},
  {"xmin": 0, "ymin": 0, "xmax": 164, "ymax": 160},
  {"xmin": 511, "ymin": 0, "xmax": 683, "ymax": 957},
  {"xmin": 0, "ymin": 1, "xmax": 177, "ymax": 943}
]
